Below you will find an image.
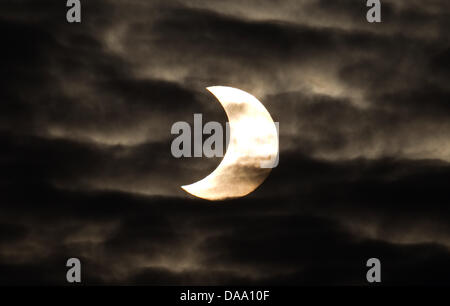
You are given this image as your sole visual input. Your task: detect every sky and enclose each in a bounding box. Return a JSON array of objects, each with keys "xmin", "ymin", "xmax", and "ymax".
[{"xmin": 0, "ymin": 0, "xmax": 449, "ymax": 285}]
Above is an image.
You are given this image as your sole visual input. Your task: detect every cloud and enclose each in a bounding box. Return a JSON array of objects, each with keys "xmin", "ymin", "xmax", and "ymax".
[{"xmin": 2, "ymin": 132, "xmax": 450, "ymax": 284}]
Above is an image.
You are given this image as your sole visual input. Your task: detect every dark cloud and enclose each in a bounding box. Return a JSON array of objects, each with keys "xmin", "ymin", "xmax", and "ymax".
[
  {"xmin": 0, "ymin": 0, "xmax": 449, "ymax": 285},
  {"xmin": 2, "ymin": 173, "xmax": 450, "ymax": 285}
]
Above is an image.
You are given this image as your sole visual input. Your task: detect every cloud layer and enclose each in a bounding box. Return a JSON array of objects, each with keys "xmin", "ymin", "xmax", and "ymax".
[{"xmin": 0, "ymin": 0, "xmax": 449, "ymax": 284}]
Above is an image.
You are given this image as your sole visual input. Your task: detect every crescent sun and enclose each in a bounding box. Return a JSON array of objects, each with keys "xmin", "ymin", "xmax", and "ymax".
[{"xmin": 181, "ymin": 86, "xmax": 278, "ymax": 201}]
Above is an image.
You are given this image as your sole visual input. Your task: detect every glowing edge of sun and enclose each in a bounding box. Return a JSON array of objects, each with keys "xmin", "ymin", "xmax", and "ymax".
[{"xmin": 181, "ymin": 86, "xmax": 278, "ymax": 201}]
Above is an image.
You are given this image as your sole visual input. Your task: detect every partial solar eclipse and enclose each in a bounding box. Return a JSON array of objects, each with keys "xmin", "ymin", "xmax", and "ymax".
[{"xmin": 182, "ymin": 86, "xmax": 278, "ymax": 201}]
